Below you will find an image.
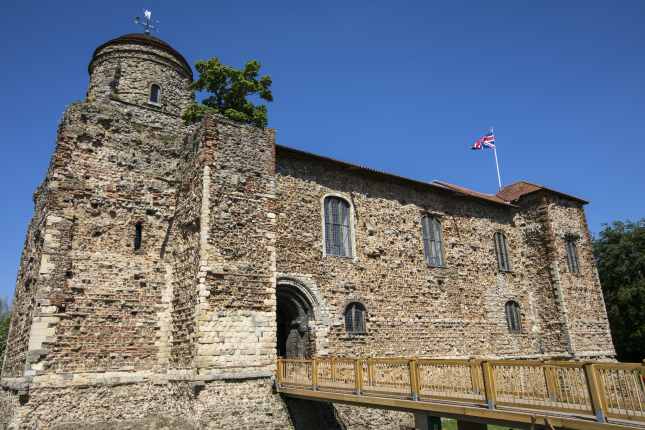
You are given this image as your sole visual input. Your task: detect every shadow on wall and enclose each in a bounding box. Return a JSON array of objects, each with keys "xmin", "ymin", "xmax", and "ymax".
[{"xmin": 284, "ymin": 398, "xmax": 346, "ymax": 430}]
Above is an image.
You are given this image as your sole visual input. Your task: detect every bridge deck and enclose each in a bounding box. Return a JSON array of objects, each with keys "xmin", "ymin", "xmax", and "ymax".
[{"xmin": 276, "ymin": 357, "xmax": 645, "ymax": 429}]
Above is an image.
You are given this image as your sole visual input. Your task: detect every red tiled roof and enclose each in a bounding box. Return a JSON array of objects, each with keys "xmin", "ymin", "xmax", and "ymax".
[
  {"xmin": 496, "ymin": 181, "xmax": 588, "ymax": 204},
  {"xmin": 431, "ymin": 181, "xmax": 512, "ymax": 206}
]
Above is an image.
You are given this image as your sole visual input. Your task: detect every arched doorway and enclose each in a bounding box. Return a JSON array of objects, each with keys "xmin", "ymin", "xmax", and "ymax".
[
  {"xmin": 277, "ymin": 282, "xmax": 344, "ymax": 430},
  {"xmin": 277, "ymin": 283, "xmax": 315, "ymax": 358}
]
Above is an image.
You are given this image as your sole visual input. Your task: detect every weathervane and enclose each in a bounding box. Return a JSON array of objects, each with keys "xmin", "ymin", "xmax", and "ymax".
[{"xmin": 134, "ymin": 10, "xmax": 158, "ymax": 34}]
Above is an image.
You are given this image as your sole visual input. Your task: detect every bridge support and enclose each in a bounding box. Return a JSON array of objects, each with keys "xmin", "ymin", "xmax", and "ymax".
[
  {"xmin": 456, "ymin": 420, "xmax": 487, "ymax": 430},
  {"xmin": 414, "ymin": 414, "xmax": 442, "ymax": 430}
]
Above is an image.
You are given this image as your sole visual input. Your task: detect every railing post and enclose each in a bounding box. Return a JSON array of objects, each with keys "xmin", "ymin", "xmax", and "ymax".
[
  {"xmin": 312, "ymin": 358, "xmax": 318, "ymax": 391},
  {"xmin": 481, "ymin": 361, "xmax": 497, "ymax": 410},
  {"xmin": 367, "ymin": 358, "xmax": 374, "ymax": 388},
  {"xmin": 544, "ymin": 365, "xmax": 558, "ymax": 401},
  {"xmin": 276, "ymin": 358, "xmax": 284, "ymax": 387},
  {"xmin": 584, "ymin": 363, "xmax": 607, "ymax": 423},
  {"xmin": 331, "ymin": 357, "xmax": 336, "ymax": 383},
  {"xmin": 469, "ymin": 359, "xmax": 482, "ymax": 395},
  {"xmin": 355, "ymin": 359, "xmax": 364, "ymax": 395},
  {"xmin": 409, "ymin": 359, "xmax": 419, "ymax": 401}
]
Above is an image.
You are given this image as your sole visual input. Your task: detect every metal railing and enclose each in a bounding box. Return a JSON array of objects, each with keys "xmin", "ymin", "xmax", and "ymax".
[{"xmin": 276, "ymin": 357, "xmax": 645, "ymax": 425}]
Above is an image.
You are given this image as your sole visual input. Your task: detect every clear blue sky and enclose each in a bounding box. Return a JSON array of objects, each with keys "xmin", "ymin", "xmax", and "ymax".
[{"xmin": 1, "ymin": 1, "xmax": 644, "ymax": 301}]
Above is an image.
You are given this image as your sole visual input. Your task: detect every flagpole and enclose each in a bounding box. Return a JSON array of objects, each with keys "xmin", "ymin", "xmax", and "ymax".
[
  {"xmin": 493, "ymin": 146, "xmax": 502, "ymax": 190},
  {"xmin": 491, "ymin": 127, "xmax": 502, "ymax": 190}
]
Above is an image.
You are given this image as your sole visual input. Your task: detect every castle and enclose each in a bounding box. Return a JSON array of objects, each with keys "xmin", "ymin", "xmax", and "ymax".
[{"xmin": 0, "ymin": 32, "xmax": 614, "ymax": 429}]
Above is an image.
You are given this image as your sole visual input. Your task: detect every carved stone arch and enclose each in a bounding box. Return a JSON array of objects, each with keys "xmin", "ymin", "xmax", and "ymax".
[
  {"xmin": 276, "ymin": 278, "xmax": 315, "ymax": 358},
  {"xmin": 277, "ymin": 277, "xmax": 322, "ymax": 320},
  {"xmin": 276, "ymin": 273, "xmax": 331, "ymax": 355}
]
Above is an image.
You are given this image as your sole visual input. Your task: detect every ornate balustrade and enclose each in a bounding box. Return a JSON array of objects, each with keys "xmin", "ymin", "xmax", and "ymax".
[{"xmin": 276, "ymin": 357, "xmax": 645, "ymax": 426}]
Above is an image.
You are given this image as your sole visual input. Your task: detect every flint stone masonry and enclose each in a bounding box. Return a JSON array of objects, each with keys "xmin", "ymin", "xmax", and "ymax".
[
  {"xmin": 1, "ymin": 32, "xmax": 614, "ymax": 429},
  {"xmin": 0, "ymin": 379, "xmax": 292, "ymax": 429},
  {"xmin": 274, "ymin": 148, "xmax": 613, "ymax": 359}
]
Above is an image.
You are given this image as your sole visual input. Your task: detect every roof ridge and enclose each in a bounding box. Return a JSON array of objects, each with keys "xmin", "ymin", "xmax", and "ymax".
[{"xmin": 276, "ymin": 145, "xmax": 514, "ymax": 207}]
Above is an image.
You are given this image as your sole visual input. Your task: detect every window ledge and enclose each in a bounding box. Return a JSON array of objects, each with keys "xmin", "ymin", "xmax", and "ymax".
[
  {"xmin": 343, "ymin": 333, "xmax": 368, "ymax": 339},
  {"xmin": 146, "ymin": 101, "xmax": 161, "ymax": 108},
  {"xmin": 323, "ymin": 253, "xmax": 356, "ymax": 261}
]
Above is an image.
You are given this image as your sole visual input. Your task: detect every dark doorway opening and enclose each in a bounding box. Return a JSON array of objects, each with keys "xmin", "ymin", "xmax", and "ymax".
[
  {"xmin": 277, "ymin": 284, "xmax": 344, "ymax": 429},
  {"xmin": 276, "ymin": 284, "xmax": 314, "ymax": 358}
]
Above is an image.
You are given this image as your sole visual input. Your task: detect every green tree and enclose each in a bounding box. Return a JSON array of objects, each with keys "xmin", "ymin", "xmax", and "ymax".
[
  {"xmin": 593, "ymin": 219, "xmax": 645, "ymax": 362},
  {"xmin": 183, "ymin": 58, "xmax": 273, "ymax": 128}
]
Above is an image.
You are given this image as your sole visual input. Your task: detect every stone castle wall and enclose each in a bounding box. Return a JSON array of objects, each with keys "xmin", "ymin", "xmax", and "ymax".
[
  {"xmin": 0, "ymin": 103, "xmax": 297, "ymax": 429},
  {"xmin": 544, "ymin": 196, "xmax": 614, "ymax": 356},
  {"xmin": 0, "ymin": 378, "xmax": 292, "ymax": 429},
  {"xmin": 274, "ymin": 148, "xmax": 613, "ymax": 358},
  {"xmin": 193, "ymin": 117, "xmax": 278, "ymax": 374},
  {"xmin": 2, "ymin": 167, "xmax": 51, "ymax": 377},
  {"xmin": 35, "ymin": 101, "xmax": 186, "ymax": 374},
  {"xmin": 167, "ymin": 128, "xmax": 204, "ymax": 368}
]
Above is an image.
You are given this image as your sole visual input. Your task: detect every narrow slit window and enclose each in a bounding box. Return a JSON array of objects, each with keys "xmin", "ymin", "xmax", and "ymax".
[
  {"xmin": 565, "ymin": 237, "xmax": 580, "ymax": 274},
  {"xmin": 324, "ymin": 196, "xmax": 352, "ymax": 257},
  {"xmin": 344, "ymin": 302, "xmax": 367, "ymax": 334},
  {"xmin": 421, "ymin": 215, "xmax": 444, "ymax": 267},
  {"xmin": 505, "ymin": 300, "xmax": 521, "ymax": 333},
  {"xmin": 149, "ymin": 84, "xmax": 161, "ymax": 104},
  {"xmin": 494, "ymin": 232, "xmax": 511, "ymax": 272},
  {"xmin": 134, "ymin": 222, "xmax": 143, "ymax": 251}
]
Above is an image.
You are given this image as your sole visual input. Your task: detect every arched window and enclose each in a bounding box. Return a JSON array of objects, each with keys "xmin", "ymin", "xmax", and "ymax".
[
  {"xmin": 134, "ymin": 222, "xmax": 143, "ymax": 251},
  {"xmin": 323, "ymin": 196, "xmax": 352, "ymax": 257},
  {"xmin": 505, "ymin": 300, "xmax": 521, "ymax": 333},
  {"xmin": 149, "ymin": 84, "xmax": 161, "ymax": 104},
  {"xmin": 421, "ymin": 215, "xmax": 444, "ymax": 267},
  {"xmin": 494, "ymin": 232, "xmax": 511, "ymax": 272},
  {"xmin": 565, "ymin": 237, "xmax": 580, "ymax": 274},
  {"xmin": 344, "ymin": 302, "xmax": 367, "ymax": 334}
]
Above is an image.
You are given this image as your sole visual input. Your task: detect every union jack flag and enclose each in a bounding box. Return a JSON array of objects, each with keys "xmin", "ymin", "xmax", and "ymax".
[{"xmin": 472, "ymin": 132, "xmax": 496, "ymax": 150}]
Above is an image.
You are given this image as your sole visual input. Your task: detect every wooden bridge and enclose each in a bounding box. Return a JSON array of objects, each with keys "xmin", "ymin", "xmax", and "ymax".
[{"xmin": 276, "ymin": 357, "xmax": 645, "ymax": 430}]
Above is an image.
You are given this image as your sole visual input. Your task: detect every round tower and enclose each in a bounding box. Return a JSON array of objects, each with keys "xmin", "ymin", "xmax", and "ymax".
[{"xmin": 87, "ymin": 33, "xmax": 193, "ymax": 116}]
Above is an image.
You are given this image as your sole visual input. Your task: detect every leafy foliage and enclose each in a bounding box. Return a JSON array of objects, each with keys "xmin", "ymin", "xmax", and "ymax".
[
  {"xmin": 593, "ymin": 220, "xmax": 645, "ymax": 362},
  {"xmin": 0, "ymin": 298, "xmax": 11, "ymax": 374},
  {"xmin": 183, "ymin": 58, "xmax": 273, "ymax": 128}
]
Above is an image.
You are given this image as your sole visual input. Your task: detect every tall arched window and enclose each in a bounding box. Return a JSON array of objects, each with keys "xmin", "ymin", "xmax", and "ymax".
[
  {"xmin": 505, "ymin": 300, "xmax": 521, "ymax": 333},
  {"xmin": 565, "ymin": 237, "xmax": 580, "ymax": 274},
  {"xmin": 344, "ymin": 302, "xmax": 367, "ymax": 334},
  {"xmin": 421, "ymin": 215, "xmax": 444, "ymax": 267},
  {"xmin": 494, "ymin": 231, "xmax": 511, "ymax": 272},
  {"xmin": 323, "ymin": 196, "xmax": 352, "ymax": 257},
  {"xmin": 149, "ymin": 84, "xmax": 161, "ymax": 104}
]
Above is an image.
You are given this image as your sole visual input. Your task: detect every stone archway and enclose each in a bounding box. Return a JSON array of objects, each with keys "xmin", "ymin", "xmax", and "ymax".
[
  {"xmin": 276, "ymin": 280, "xmax": 345, "ymax": 430},
  {"xmin": 276, "ymin": 283, "xmax": 315, "ymax": 358}
]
